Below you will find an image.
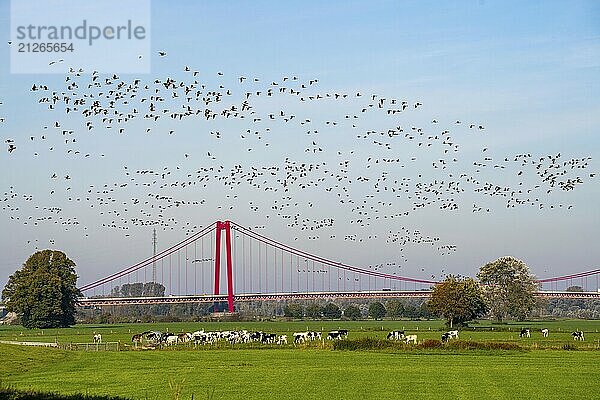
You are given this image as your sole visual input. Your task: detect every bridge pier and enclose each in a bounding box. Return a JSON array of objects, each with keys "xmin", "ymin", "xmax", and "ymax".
[{"xmin": 214, "ymin": 221, "xmax": 235, "ymax": 313}]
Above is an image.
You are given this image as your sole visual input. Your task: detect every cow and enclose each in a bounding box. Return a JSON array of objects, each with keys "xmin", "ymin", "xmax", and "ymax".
[
  {"xmin": 293, "ymin": 332, "xmax": 309, "ymax": 344},
  {"xmin": 277, "ymin": 335, "xmax": 288, "ymax": 345},
  {"xmin": 261, "ymin": 333, "xmax": 277, "ymax": 344},
  {"xmin": 327, "ymin": 331, "xmax": 343, "ymax": 340},
  {"xmin": 131, "ymin": 333, "xmax": 141, "ymax": 343},
  {"xmin": 93, "ymin": 333, "xmax": 102, "ymax": 343},
  {"xmin": 387, "ymin": 330, "xmax": 405, "ymax": 341},
  {"xmin": 404, "ymin": 335, "xmax": 417, "ymax": 344},
  {"xmin": 572, "ymin": 331, "xmax": 584, "ymax": 341},
  {"xmin": 177, "ymin": 332, "xmax": 191, "ymax": 343},
  {"xmin": 145, "ymin": 331, "xmax": 163, "ymax": 344},
  {"xmin": 446, "ymin": 330, "xmax": 459, "ymax": 339},
  {"xmin": 441, "ymin": 333, "xmax": 450, "ymax": 343},
  {"xmin": 541, "ymin": 328, "xmax": 549, "ymax": 338},
  {"xmin": 164, "ymin": 333, "xmax": 179, "ymax": 345},
  {"xmin": 519, "ymin": 328, "xmax": 530, "ymax": 338}
]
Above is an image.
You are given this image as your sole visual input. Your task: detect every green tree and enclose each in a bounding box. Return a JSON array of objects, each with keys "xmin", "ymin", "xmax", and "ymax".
[
  {"xmin": 343, "ymin": 305, "xmax": 362, "ymax": 320},
  {"xmin": 305, "ymin": 303, "xmax": 323, "ymax": 319},
  {"xmin": 427, "ymin": 275, "xmax": 487, "ymax": 328},
  {"xmin": 283, "ymin": 303, "xmax": 304, "ymax": 318},
  {"xmin": 322, "ymin": 303, "xmax": 342, "ymax": 319},
  {"xmin": 2, "ymin": 250, "xmax": 81, "ymax": 329},
  {"xmin": 566, "ymin": 285, "xmax": 584, "ymax": 292},
  {"xmin": 368, "ymin": 302, "xmax": 387, "ymax": 320},
  {"xmin": 386, "ymin": 300, "xmax": 405, "ymax": 319},
  {"xmin": 477, "ymin": 256, "xmax": 538, "ymax": 321},
  {"xmin": 403, "ymin": 304, "xmax": 419, "ymax": 319}
]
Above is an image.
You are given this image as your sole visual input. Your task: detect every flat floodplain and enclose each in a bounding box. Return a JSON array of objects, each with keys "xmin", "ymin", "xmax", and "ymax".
[{"xmin": 1, "ymin": 320, "xmax": 600, "ymax": 399}]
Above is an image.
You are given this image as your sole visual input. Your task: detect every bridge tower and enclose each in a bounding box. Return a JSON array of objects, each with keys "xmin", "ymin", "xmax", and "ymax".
[
  {"xmin": 214, "ymin": 220, "xmax": 235, "ymax": 312},
  {"xmin": 152, "ymin": 228, "xmax": 157, "ymax": 283}
]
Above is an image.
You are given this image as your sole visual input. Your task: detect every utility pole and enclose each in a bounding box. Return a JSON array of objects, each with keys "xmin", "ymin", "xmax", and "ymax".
[{"xmin": 152, "ymin": 228, "xmax": 157, "ymax": 283}]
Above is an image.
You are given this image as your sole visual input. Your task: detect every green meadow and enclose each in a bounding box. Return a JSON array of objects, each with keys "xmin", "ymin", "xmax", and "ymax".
[{"xmin": 1, "ymin": 320, "xmax": 599, "ymax": 399}]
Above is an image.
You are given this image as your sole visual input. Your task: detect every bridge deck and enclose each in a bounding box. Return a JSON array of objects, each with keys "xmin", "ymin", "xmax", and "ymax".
[{"xmin": 77, "ymin": 290, "xmax": 600, "ymax": 307}]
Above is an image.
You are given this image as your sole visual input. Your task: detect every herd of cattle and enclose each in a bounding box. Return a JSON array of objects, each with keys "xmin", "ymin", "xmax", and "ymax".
[
  {"xmin": 90, "ymin": 327, "xmax": 587, "ymax": 347},
  {"xmin": 127, "ymin": 329, "xmax": 352, "ymax": 347},
  {"xmin": 518, "ymin": 328, "xmax": 585, "ymax": 341}
]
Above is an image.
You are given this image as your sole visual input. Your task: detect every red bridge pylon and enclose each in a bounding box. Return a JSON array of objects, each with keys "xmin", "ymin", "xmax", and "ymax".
[{"xmin": 214, "ymin": 220, "xmax": 234, "ymax": 312}]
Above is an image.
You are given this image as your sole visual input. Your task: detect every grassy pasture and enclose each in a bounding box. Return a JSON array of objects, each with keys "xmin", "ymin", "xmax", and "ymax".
[
  {"xmin": 1, "ymin": 319, "xmax": 599, "ymax": 348},
  {"xmin": 1, "ymin": 320, "xmax": 599, "ymax": 399}
]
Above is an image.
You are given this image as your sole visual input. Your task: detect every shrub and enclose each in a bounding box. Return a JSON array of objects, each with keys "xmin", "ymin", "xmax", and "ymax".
[
  {"xmin": 446, "ymin": 340, "xmax": 522, "ymax": 351},
  {"xmin": 562, "ymin": 343, "xmax": 577, "ymax": 351},
  {"xmin": 0, "ymin": 385, "xmax": 129, "ymax": 399},
  {"xmin": 421, "ymin": 339, "xmax": 443, "ymax": 349},
  {"xmin": 333, "ymin": 338, "xmax": 523, "ymax": 352},
  {"xmin": 333, "ymin": 337, "xmax": 397, "ymax": 351}
]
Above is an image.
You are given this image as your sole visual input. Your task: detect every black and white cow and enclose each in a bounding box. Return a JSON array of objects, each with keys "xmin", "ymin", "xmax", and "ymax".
[
  {"xmin": 327, "ymin": 330, "xmax": 348, "ymax": 340},
  {"xmin": 441, "ymin": 333, "xmax": 450, "ymax": 343},
  {"xmin": 277, "ymin": 335, "xmax": 288, "ymax": 345},
  {"xmin": 572, "ymin": 331, "xmax": 584, "ymax": 341},
  {"xmin": 404, "ymin": 334, "xmax": 417, "ymax": 344},
  {"xmin": 145, "ymin": 331, "xmax": 163, "ymax": 344},
  {"xmin": 387, "ymin": 330, "xmax": 405, "ymax": 341},
  {"xmin": 446, "ymin": 330, "xmax": 459, "ymax": 339},
  {"xmin": 519, "ymin": 328, "xmax": 530, "ymax": 338},
  {"xmin": 293, "ymin": 332, "xmax": 309, "ymax": 344},
  {"xmin": 541, "ymin": 328, "xmax": 549, "ymax": 338}
]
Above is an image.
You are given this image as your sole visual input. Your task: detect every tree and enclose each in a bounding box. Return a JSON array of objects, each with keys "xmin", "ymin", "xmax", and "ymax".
[
  {"xmin": 386, "ymin": 300, "xmax": 405, "ymax": 319},
  {"xmin": 2, "ymin": 250, "xmax": 81, "ymax": 329},
  {"xmin": 112, "ymin": 282, "xmax": 165, "ymax": 297},
  {"xmin": 322, "ymin": 303, "xmax": 342, "ymax": 319},
  {"xmin": 283, "ymin": 303, "xmax": 304, "ymax": 318},
  {"xmin": 477, "ymin": 256, "xmax": 538, "ymax": 321},
  {"xmin": 427, "ymin": 275, "xmax": 487, "ymax": 328},
  {"xmin": 305, "ymin": 303, "xmax": 323, "ymax": 319},
  {"xmin": 566, "ymin": 285, "xmax": 584, "ymax": 292},
  {"xmin": 368, "ymin": 302, "xmax": 386, "ymax": 320},
  {"xmin": 343, "ymin": 305, "xmax": 362, "ymax": 320}
]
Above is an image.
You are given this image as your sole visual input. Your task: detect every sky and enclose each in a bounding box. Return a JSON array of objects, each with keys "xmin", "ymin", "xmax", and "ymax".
[{"xmin": 1, "ymin": 0, "xmax": 599, "ymax": 294}]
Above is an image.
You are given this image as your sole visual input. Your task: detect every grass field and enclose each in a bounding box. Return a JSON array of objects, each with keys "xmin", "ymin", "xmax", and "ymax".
[{"xmin": 1, "ymin": 320, "xmax": 600, "ymax": 399}]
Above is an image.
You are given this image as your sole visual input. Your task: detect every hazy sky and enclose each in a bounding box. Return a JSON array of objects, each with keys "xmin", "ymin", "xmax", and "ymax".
[{"xmin": 1, "ymin": 1, "xmax": 599, "ymax": 294}]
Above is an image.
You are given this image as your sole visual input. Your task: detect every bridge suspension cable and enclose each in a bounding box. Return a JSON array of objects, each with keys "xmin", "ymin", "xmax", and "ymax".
[{"xmin": 79, "ymin": 223, "xmax": 215, "ymax": 292}]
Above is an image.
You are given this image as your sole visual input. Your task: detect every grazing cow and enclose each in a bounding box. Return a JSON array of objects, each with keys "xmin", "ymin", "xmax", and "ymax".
[
  {"xmin": 541, "ymin": 328, "xmax": 549, "ymax": 338},
  {"xmin": 132, "ymin": 333, "xmax": 143, "ymax": 344},
  {"xmin": 404, "ymin": 335, "xmax": 417, "ymax": 344},
  {"xmin": 165, "ymin": 334, "xmax": 179, "ymax": 345},
  {"xmin": 261, "ymin": 333, "xmax": 277, "ymax": 344},
  {"xmin": 177, "ymin": 332, "xmax": 191, "ymax": 343},
  {"xmin": 441, "ymin": 333, "xmax": 450, "ymax": 343},
  {"xmin": 293, "ymin": 332, "xmax": 309, "ymax": 344},
  {"xmin": 93, "ymin": 333, "xmax": 102, "ymax": 343},
  {"xmin": 387, "ymin": 330, "xmax": 405, "ymax": 341},
  {"xmin": 572, "ymin": 331, "xmax": 584, "ymax": 341},
  {"xmin": 277, "ymin": 335, "xmax": 288, "ymax": 345},
  {"xmin": 338, "ymin": 329, "xmax": 349, "ymax": 338},
  {"xmin": 519, "ymin": 328, "xmax": 531, "ymax": 338},
  {"xmin": 327, "ymin": 331, "xmax": 343, "ymax": 340},
  {"xmin": 446, "ymin": 330, "xmax": 459, "ymax": 339},
  {"xmin": 146, "ymin": 331, "xmax": 163, "ymax": 344}
]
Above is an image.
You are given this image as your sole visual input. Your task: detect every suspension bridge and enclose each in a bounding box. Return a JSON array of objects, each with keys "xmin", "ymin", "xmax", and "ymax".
[{"xmin": 77, "ymin": 220, "xmax": 600, "ymax": 312}]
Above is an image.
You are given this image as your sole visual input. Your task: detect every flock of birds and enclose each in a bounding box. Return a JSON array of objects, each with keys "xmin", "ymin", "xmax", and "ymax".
[{"xmin": 1, "ymin": 48, "xmax": 596, "ymax": 286}]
